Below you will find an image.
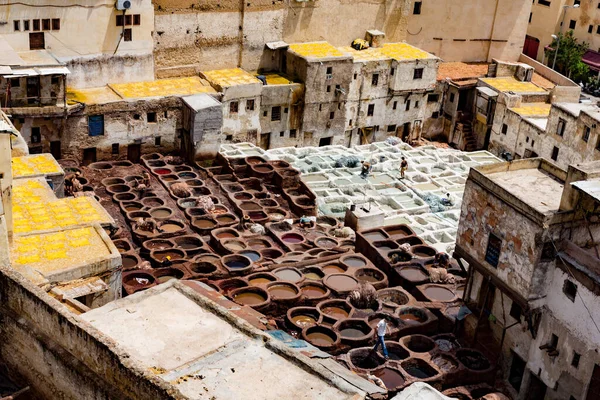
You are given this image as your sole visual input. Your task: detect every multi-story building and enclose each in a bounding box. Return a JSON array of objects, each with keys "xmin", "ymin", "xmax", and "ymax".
[{"xmin": 455, "ymin": 157, "xmax": 600, "ymax": 400}]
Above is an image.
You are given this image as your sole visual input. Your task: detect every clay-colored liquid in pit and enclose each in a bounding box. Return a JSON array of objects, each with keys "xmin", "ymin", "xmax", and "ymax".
[
  {"xmin": 307, "ymin": 331, "xmax": 334, "ymax": 347},
  {"xmin": 268, "ymin": 285, "xmax": 297, "ymax": 299},
  {"xmin": 322, "ymin": 306, "xmax": 348, "ymax": 319},
  {"xmin": 292, "ymin": 315, "xmax": 316, "ymax": 328},
  {"xmin": 343, "ymin": 257, "xmax": 366, "ymax": 267},
  {"xmin": 424, "ymin": 286, "xmax": 455, "ymax": 301},
  {"xmin": 400, "ymin": 268, "xmax": 427, "ymax": 281},
  {"xmin": 194, "ymin": 219, "xmax": 216, "ymax": 229},
  {"xmin": 301, "ymin": 285, "xmax": 326, "ymax": 297},
  {"xmin": 323, "ymin": 265, "xmax": 344, "ymax": 274},
  {"xmin": 157, "ymin": 276, "xmax": 177, "ymax": 284},
  {"xmin": 327, "ymin": 275, "xmax": 357, "ymax": 291},
  {"xmin": 160, "ymin": 223, "xmax": 181, "ymax": 233},
  {"xmin": 151, "ymin": 209, "xmax": 171, "ymax": 218},
  {"xmin": 364, "ymin": 232, "xmax": 386, "ymax": 241},
  {"xmin": 275, "ymin": 269, "xmax": 301, "ymax": 282},
  {"xmin": 217, "ymin": 232, "xmax": 236, "ymax": 239},
  {"xmin": 399, "ymin": 313, "xmax": 424, "ymax": 325},
  {"xmin": 340, "ymin": 328, "xmax": 365, "ymax": 338},
  {"xmin": 304, "ymin": 272, "xmax": 322, "ymax": 280},
  {"xmin": 178, "ymin": 242, "xmax": 199, "ymax": 249},
  {"xmin": 249, "ymin": 277, "xmax": 272, "ymax": 285},
  {"xmin": 234, "ymin": 292, "xmax": 266, "ymax": 305},
  {"xmin": 358, "ymin": 274, "xmax": 379, "ymax": 283},
  {"xmin": 122, "ymin": 257, "xmax": 137, "ymax": 268},
  {"xmin": 373, "ymin": 368, "xmax": 405, "ymax": 389},
  {"xmin": 217, "ymin": 216, "xmax": 235, "ymax": 223},
  {"xmin": 225, "ymin": 241, "xmax": 245, "ymax": 251},
  {"xmin": 386, "ymin": 228, "xmax": 409, "ymax": 237}
]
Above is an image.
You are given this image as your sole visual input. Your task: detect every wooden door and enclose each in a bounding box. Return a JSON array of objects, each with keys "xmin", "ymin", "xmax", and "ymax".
[
  {"xmin": 586, "ymin": 364, "xmax": 600, "ymax": 400},
  {"xmin": 127, "ymin": 144, "xmax": 141, "ymax": 163},
  {"xmin": 29, "ymin": 32, "xmax": 45, "ymax": 50},
  {"xmin": 82, "ymin": 148, "xmax": 96, "ymax": 166},
  {"xmin": 26, "ymin": 77, "xmax": 40, "ymax": 104},
  {"xmin": 526, "ymin": 373, "xmax": 547, "ymax": 400},
  {"xmin": 259, "ymin": 132, "xmax": 270, "ymax": 150},
  {"xmin": 50, "ymin": 141, "xmax": 61, "ymax": 160}
]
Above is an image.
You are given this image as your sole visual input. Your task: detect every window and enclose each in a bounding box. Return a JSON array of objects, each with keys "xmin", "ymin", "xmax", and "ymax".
[
  {"xmin": 413, "ymin": 1, "xmax": 422, "ymax": 14},
  {"xmin": 569, "ymin": 20, "xmax": 576, "ymax": 29},
  {"xmin": 584, "ymin": 126, "xmax": 591, "ymax": 142},
  {"xmin": 10, "ymin": 78, "xmax": 20, "ymax": 87},
  {"xmin": 33, "ymin": 19, "xmax": 40, "ymax": 31},
  {"xmin": 116, "ymin": 15, "xmax": 124, "ymax": 26},
  {"xmin": 230, "ymin": 101, "xmax": 239, "ymax": 114},
  {"xmin": 329, "ymin": 112, "xmax": 335, "ymax": 120},
  {"xmin": 575, "ymin": 0, "xmax": 580, "ymax": 4},
  {"xmin": 596, "ymin": 136, "xmax": 600, "ymax": 151},
  {"xmin": 485, "ymin": 233, "xmax": 502, "ymax": 268},
  {"xmin": 349, "ymin": 119, "xmax": 352, "ymax": 126},
  {"xmin": 387, "ymin": 125, "xmax": 397, "ymax": 133},
  {"xmin": 509, "ymin": 353, "xmax": 526, "ymax": 391},
  {"xmin": 541, "ymin": 242, "xmax": 556, "ymax": 261},
  {"xmin": 124, "ymin": 28, "xmax": 132, "ymax": 42},
  {"xmin": 390, "ymin": 67, "xmax": 395, "ymax": 76},
  {"xmin": 563, "ymin": 280, "xmax": 577, "ymax": 302},
  {"xmin": 51, "ymin": 76, "xmax": 59, "ymax": 85},
  {"xmin": 133, "ymin": 14, "xmax": 141, "ymax": 25},
  {"xmin": 405, "ymin": 100, "xmax": 411, "ymax": 111},
  {"xmin": 572, "ymin": 352, "xmax": 581, "ymax": 368},
  {"xmin": 509, "ymin": 302, "xmax": 522, "ymax": 320},
  {"xmin": 526, "ymin": 136, "xmax": 530, "ymax": 143},
  {"xmin": 246, "ymin": 99, "xmax": 255, "ymax": 111},
  {"xmin": 133, "ymin": 114, "xmax": 141, "ymax": 120},
  {"xmin": 279, "ymin": 131, "xmax": 285, "ymax": 137},
  {"xmin": 23, "ymin": 20, "xmax": 30, "ymax": 31},
  {"xmin": 413, "ymin": 68, "xmax": 424, "ymax": 79},
  {"xmin": 112, "ymin": 143, "xmax": 119, "ymax": 155},
  {"xmin": 589, "ymin": 25, "xmax": 594, "ymax": 33},
  {"xmin": 319, "ymin": 137, "xmax": 332, "ymax": 146},
  {"xmin": 428, "ymin": 93, "xmax": 439, "ymax": 102},
  {"xmin": 42, "ymin": 19, "xmax": 50, "ymax": 31},
  {"xmin": 335, "ymin": 85, "xmax": 340, "ymax": 92},
  {"xmin": 532, "ymin": 140, "xmax": 535, "ymax": 146},
  {"xmin": 225, "ymin": 134, "xmax": 233, "ymax": 141},
  {"xmin": 372, "ymin": 73, "xmax": 379, "ymax": 86},
  {"xmin": 432, "ymin": 111, "xmax": 439, "ymax": 118},
  {"xmin": 597, "ymin": 25, "xmax": 600, "ymax": 34},
  {"xmin": 147, "ymin": 112, "xmax": 157, "ymax": 123},
  {"xmin": 13, "ymin": 20, "xmax": 20, "ymax": 31},
  {"xmin": 538, "ymin": 0, "xmax": 551, "ymax": 5},
  {"xmin": 353, "ymin": 73, "xmax": 357, "ymax": 80},
  {"xmin": 125, "ymin": 15, "xmax": 132, "ymax": 26},
  {"xmin": 449, "ymin": 93, "xmax": 455, "ymax": 102},
  {"xmin": 88, "ymin": 115, "xmax": 104, "ymax": 136},
  {"xmin": 529, "ymin": 12, "xmax": 532, "ymax": 23},
  {"xmin": 52, "ymin": 19, "xmax": 60, "ymax": 30},
  {"xmin": 326, "ymin": 66, "xmax": 332, "ymax": 75},
  {"xmin": 271, "ymin": 106, "xmax": 281, "ymax": 121},
  {"xmin": 153, "ymin": 136, "xmax": 161, "ymax": 146},
  {"xmin": 31, "ymin": 127, "xmax": 41, "ymax": 144},
  {"xmin": 415, "ymin": 101, "xmax": 419, "ymax": 108},
  {"xmin": 550, "ymin": 334, "xmax": 559, "ymax": 348},
  {"xmin": 263, "ymin": 110, "xmax": 268, "ymax": 117},
  {"xmin": 367, "ymin": 104, "xmax": 375, "ymax": 116},
  {"xmin": 327, "ymin": 85, "xmax": 331, "ymax": 93},
  {"xmin": 290, "ymin": 129, "xmax": 297, "ymax": 138},
  {"xmin": 557, "ymin": 118, "xmax": 566, "ymax": 136},
  {"xmin": 393, "ymin": 101, "xmax": 397, "ymax": 110},
  {"xmin": 551, "ymin": 146, "xmax": 559, "ymax": 161},
  {"xmin": 29, "ymin": 32, "xmax": 45, "ymax": 50}
]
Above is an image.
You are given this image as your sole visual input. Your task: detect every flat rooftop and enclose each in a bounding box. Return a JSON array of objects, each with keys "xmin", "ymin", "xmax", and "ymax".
[
  {"xmin": 485, "ymin": 166, "xmax": 564, "ymax": 214},
  {"xmin": 202, "ymin": 68, "xmax": 260, "ymax": 87},
  {"xmin": 259, "ymin": 72, "xmax": 295, "ymax": 85},
  {"xmin": 109, "ymin": 77, "xmax": 215, "ymax": 99},
  {"xmin": 437, "ymin": 62, "xmax": 488, "ymax": 82},
  {"xmin": 480, "ymin": 77, "xmax": 546, "ymax": 94},
  {"xmin": 339, "ymin": 46, "xmax": 389, "ymax": 62},
  {"xmin": 16, "ymin": 50, "xmax": 60, "ymax": 66},
  {"xmin": 509, "ymin": 102, "xmax": 551, "ymax": 117},
  {"xmin": 81, "ymin": 283, "xmax": 365, "ymax": 400},
  {"xmin": 67, "ymin": 86, "xmax": 122, "ymax": 105},
  {"xmin": 553, "ymin": 102, "xmax": 597, "ymax": 118},
  {"xmin": 288, "ymin": 41, "xmax": 348, "ymax": 60},
  {"xmin": 378, "ymin": 42, "xmax": 435, "ymax": 61},
  {"xmin": 12, "ymin": 153, "xmax": 63, "ymax": 178}
]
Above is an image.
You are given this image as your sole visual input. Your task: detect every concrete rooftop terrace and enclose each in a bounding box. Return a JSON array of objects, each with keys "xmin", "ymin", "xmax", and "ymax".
[
  {"xmin": 201, "ymin": 68, "xmax": 261, "ymax": 88},
  {"xmin": 12, "ymin": 153, "xmax": 63, "ymax": 178},
  {"xmin": 220, "ymin": 141, "xmax": 501, "ymax": 254},
  {"xmin": 67, "ymin": 77, "xmax": 216, "ymax": 104},
  {"xmin": 81, "ymin": 282, "xmax": 372, "ymax": 400},
  {"xmin": 479, "ymin": 76, "xmax": 547, "ymax": 94},
  {"xmin": 509, "ymin": 102, "xmax": 552, "ymax": 118}
]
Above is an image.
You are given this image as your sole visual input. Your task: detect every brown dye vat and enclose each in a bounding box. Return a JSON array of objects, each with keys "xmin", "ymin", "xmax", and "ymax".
[
  {"xmin": 302, "ymin": 267, "xmax": 325, "ymax": 280},
  {"xmin": 299, "ymin": 281, "xmax": 330, "ymax": 302},
  {"xmin": 389, "ymin": 251, "xmax": 413, "ymax": 263},
  {"xmin": 286, "ymin": 306, "xmax": 322, "ymax": 330},
  {"xmin": 102, "ymin": 177, "xmax": 125, "ymax": 186},
  {"xmin": 160, "ymin": 174, "xmax": 179, "ymax": 182},
  {"xmin": 123, "ymin": 175, "xmax": 142, "ymax": 183},
  {"xmin": 423, "ymin": 285, "xmax": 456, "ymax": 302},
  {"xmin": 294, "ymin": 196, "xmax": 314, "ymax": 207},
  {"xmin": 281, "ymin": 233, "xmax": 304, "ymax": 244},
  {"xmin": 248, "ymin": 211, "xmax": 267, "ymax": 221},
  {"xmin": 113, "ymin": 239, "xmax": 132, "ymax": 253},
  {"xmin": 106, "ymin": 184, "xmax": 131, "ymax": 195},
  {"xmin": 122, "ymin": 202, "xmax": 143, "ymax": 212},
  {"xmin": 150, "ymin": 207, "xmax": 173, "ymax": 219},
  {"xmin": 267, "ymin": 282, "xmax": 300, "ymax": 301},
  {"xmin": 367, "ymin": 313, "xmax": 401, "ymax": 337},
  {"xmin": 302, "ymin": 326, "xmax": 338, "ymax": 350},
  {"xmin": 373, "ymin": 240, "xmax": 399, "ymax": 252},
  {"xmin": 247, "ymin": 272, "xmax": 277, "ymax": 286},
  {"xmin": 231, "ymin": 287, "xmax": 269, "ymax": 308},
  {"xmin": 114, "ymin": 192, "xmax": 136, "ymax": 201},
  {"xmin": 323, "ymin": 274, "xmax": 358, "ymax": 294},
  {"xmin": 143, "ymin": 239, "xmax": 174, "ymax": 252},
  {"xmin": 215, "ymin": 214, "xmax": 236, "ymax": 224},
  {"xmin": 159, "ymin": 220, "xmax": 185, "ymax": 233},
  {"xmin": 152, "ymin": 249, "xmax": 186, "ymax": 262},
  {"xmin": 292, "ymin": 315, "xmax": 317, "ymax": 327},
  {"xmin": 193, "ymin": 217, "xmax": 217, "ymax": 229},
  {"xmin": 260, "ymin": 248, "xmax": 283, "ymax": 259},
  {"xmin": 173, "ymin": 236, "xmax": 202, "ymax": 250},
  {"xmin": 341, "ymin": 255, "xmax": 367, "ymax": 268},
  {"xmin": 273, "ymin": 267, "xmax": 303, "ymax": 283},
  {"xmin": 185, "ymin": 179, "xmax": 204, "ymax": 187},
  {"xmin": 354, "ymin": 267, "xmax": 387, "ymax": 289},
  {"xmin": 122, "ymin": 271, "xmax": 155, "ymax": 293},
  {"xmin": 373, "ymin": 367, "xmax": 406, "ymax": 390},
  {"xmin": 318, "ymin": 299, "xmax": 353, "ymax": 321},
  {"xmin": 270, "ymin": 221, "xmax": 293, "ymax": 232},
  {"xmin": 381, "ymin": 341, "xmax": 410, "ymax": 361},
  {"xmin": 411, "ymin": 245, "xmax": 437, "ymax": 258},
  {"xmin": 214, "ymin": 229, "xmax": 240, "ymax": 239},
  {"xmin": 385, "ymin": 225, "xmax": 414, "ymax": 238},
  {"xmin": 122, "ymin": 254, "xmax": 140, "ymax": 269},
  {"xmin": 142, "ymin": 197, "xmax": 165, "ymax": 208},
  {"xmin": 363, "ymin": 231, "xmax": 388, "ymax": 241},
  {"xmin": 189, "ymin": 262, "xmax": 218, "ymax": 275},
  {"xmin": 153, "ymin": 267, "xmax": 185, "ymax": 283},
  {"xmin": 334, "ymin": 318, "xmax": 374, "ymax": 345},
  {"xmin": 315, "ymin": 215, "xmax": 337, "ymax": 228},
  {"xmin": 89, "ymin": 162, "xmax": 113, "ymax": 170},
  {"xmin": 307, "ymin": 248, "xmax": 324, "ymax": 256},
  {"xmin": 315, "ymin": 237, "xmax": 338, "ymax": 249},
  {"xmin": 401, "ymin": 359, "xmax": 439, "ymax": 379},
  {"xmin": 259, "ymin": 199, "xmax": 278, "ymax": 207},
  {"xmin": 248, "ymin": 239, "xmax": 270, "ymax": 249},
  {"xmin": 322, "ymin": 263, "xmax": 347, "ymax": 275},
  {"xmin": 253, "ymin": 164, "xmax": 274, "ymax": 173},
  {"xmin": 234, "ymin": 192, "xmax": 253, "ymax": 201},
  {"xmin": 397, "ymin": 308, "xmax": 428, "ymax": 325},
  {"xmin": 269, "ymin": 160, "xmax": 290, "ymax": 169},
  {"xmin": 217, "ymin": 278, "xmax": 248, "ymax": 295},
  {"xmin": 246, "ymin": 156, "xmax": 266, "ymax": 165},
  {"xmin": 348, "ymin": 348, "xmax": 386, "ymax": 371},
  {"xmin": 399, "ymin": 266, "xmax": 429, "ymax": 283},
  {"xmin": 402, "ymin": 335, "xmax": 435, "ymax": 353},
  {"xmin": 222, "ymin": 239, "xmax": 246, "ymax": 252},
  {"xmin": 126, "ymin": 210, "xmax": 151, "ymax": 222}
]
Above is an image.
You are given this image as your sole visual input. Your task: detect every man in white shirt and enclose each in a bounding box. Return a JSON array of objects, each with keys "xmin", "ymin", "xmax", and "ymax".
[{"xmin": 372, "ymin": 319, "xmax": 389, "ymax": 359}]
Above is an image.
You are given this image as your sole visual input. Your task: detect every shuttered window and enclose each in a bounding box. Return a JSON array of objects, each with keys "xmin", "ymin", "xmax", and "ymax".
[{"xmin": 88, "ymin": 115, "xmax": 105, "ymax": 136}]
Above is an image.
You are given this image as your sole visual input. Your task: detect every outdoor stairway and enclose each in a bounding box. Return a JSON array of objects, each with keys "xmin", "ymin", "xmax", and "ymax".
[{"xmin": 456, "ymin": 121, "xmax": 477, "ymax": 151}]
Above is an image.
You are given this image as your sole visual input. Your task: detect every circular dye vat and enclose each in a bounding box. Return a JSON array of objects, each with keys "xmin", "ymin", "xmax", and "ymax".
[
  {"xmin": 401, "ymin": 359, "xmax": 438, "ymax": 379},
  {"xmin": 159, "ymin": 222, "xmax": 184, "ymax": 233},
  {"xmin": 234, "ymin": 291, "xmax": 267, "ymax": 306},
  {"xmin": 304, "ymin": 327, "xmax": 337, "ymax": 348},
  {"xmin": 190, "ymin": 262, "xmax": 217, "ymax": 275},
  {"xmin": 223, "ymin": 240, "xmax": 246, "ymax": 252},
  {"xmin": 273, "ymin": 267, "xmax": 302, "ymax": 283},
  {"xmin": 300, "ymin": 284, "xmax": 327, "ymax": 298},
  {"xmin": 322, "ymin": 264, "xmax": 346, "ymax": 275},
  {"xmin": 315, "ymin": 237, "xmax": 338, "ymax": 249},
  {"xmin": 238, "ymin": 250, "xmax": 260, "ymax": 262},
  {"xmin": 354, "ymin": 268, "xmax": 385, "ymax": 285},
  {"xmin": 397, "ymin": 308, "xmax": 427, "ymax": 325},
  {"xmin": 193, "ymin": 218, "xmax": 217, "ymax": 229},
  {"xmin": 154, "ymin": 168, "xmax": 172, "ymax": 175},
  {"xmin": 403, "ymin": 335, "xmax": 435, "ymax": 353},
  {"xmin": 216, "ymin": 214, "xmax": 236, "ymax": 224},
  {"xmin": 342, "ymin": 256, "xmax": 367, "ymax": 268},
  {"xmin": 431, "ymin": 355, "xmax": 458, "ymax": 373},
  {"xmin": 292, "ymin": 314, "xmax": 317, "ymax": 328},
  {"xmin": 248, "ymin": 273, "xmax": 276, "ymax": 285},
  {"xmin": 142, "ymin": 197, "xmax": 165, "ymax": 207},
  {"xmin": 122, "ymin": 254, "xmax": 139, "ymax": 269},
  {"xmin": 267, "ymin": 283, "xmax": 299, "ymax": 299},
  {"xmin": 373, "ymin": 367, "xmax": 405, "ymax": 390},
  {"xmin": 224, "ymin": 256, "xmax": 251, "ymax": 270},
  {"xmin": 304, "ymin": 271, "xmax": 324, "ymax": 280},
  {"xmin": 281, "ymin": 233, "xmax": 304, "ymax": 244},
  {"xmin": 260, "ymin": 248, "xmax": 283, "ymax": 259},
  {"xmin": 424, "ymin": 286, "xmax": 456, "ymax": 302},
  {"xmin": 174, "ymin": 237, "xmax": 202, "ymax": 250},
  {"xmin": 411, "ymin": 245, "xmax": 437, "ymax": 258},
  {"xmin": 122, "ymin": 202, "xmax": 143, "ymax": 212},
  {"xmin": 323, "ymin": 274, "xmax": 358, "ymax": 293},
  {"xmin": 150, "ymin": 208, "xmax": 172, "ymax": 219},
  {"xmin": 215, "ymin": 230, "xmax": 238, "ymax": 239},
  {"xmin": 154, "ymin": 268, "xmax": 184, "ymax": 283},
  {"xmin": 321, "ymin": 306, "xmax": 349, "ymax": 319},
  {"xmin": 400, "ymin": 267, "xmax": 428, "ymax": 282}
]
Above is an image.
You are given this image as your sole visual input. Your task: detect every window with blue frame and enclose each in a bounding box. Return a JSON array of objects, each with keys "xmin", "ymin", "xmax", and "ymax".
[
  {"xmin": 88, "ymin": 115, "xmax": 104, "ymax": 136},
  {"xmin": 485, "ymin": 233, "xmax": 502, "ymax": 268}
]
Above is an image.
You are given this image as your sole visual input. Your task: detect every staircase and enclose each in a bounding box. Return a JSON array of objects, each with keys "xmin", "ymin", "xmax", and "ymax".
[{"xmin": 455, "ymin": 120, "xmax": 477, "ymax": 151}]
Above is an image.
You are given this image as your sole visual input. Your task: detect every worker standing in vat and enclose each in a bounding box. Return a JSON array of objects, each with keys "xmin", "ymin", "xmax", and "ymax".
[
  {"xmin": 161, "ymin": 256, "xmax": 172, "ymax": 268},
  {"xmin": 359, "ymin": 160, "xmax": 372, "ymax": 179},
  {"xmin": 372, "ymin": 319, "xmax": 389, "ymax": 359},
  {"xmin": 400, "ymin": 157, "xmax": 408, "ymax": 179}
]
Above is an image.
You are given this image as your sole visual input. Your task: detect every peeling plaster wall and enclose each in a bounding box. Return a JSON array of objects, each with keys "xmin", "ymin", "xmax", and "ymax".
[{"xmin": 259, "ymin": 83, "xmax": 304, "ymax": 148}]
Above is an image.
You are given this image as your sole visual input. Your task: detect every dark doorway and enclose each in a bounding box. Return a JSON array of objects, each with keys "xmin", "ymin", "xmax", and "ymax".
[
  {"xmin": 259, "ymin": 132, "xmax": 270, "ymax": 150},
  {"xmin": 457, "ymin": 92, "xmax": 468, "ymax": 112},
  {"xmin": 523, "ymin": 35, "xmax": 540, "ymax": 60},
  {"xmin": 509, "ymin": 352, "xmax": 526, "ymax": 392},
  {"xmin": 526, "ymin": 373, "xmax": 547, "ymax": 400},
  {"xmin": 586, "ymin": 364, "xmax": 600, "ymax": 400},
  {"xmin": 402, "ymin": 122, "xmax": 411, "ymax": 141},
  {"xmin": 318, "ymin": 136, "xmax": 332, "ymax": 146},
  {"xmin": 26, "ymin": 77, "xmax": 40, "ymax": 104},
  {"xmin": 127, "ymin": 143, "xmax": 141, "ymax": 163},
  {"xmin": 478, "ymin": 280, "xmax": 496, "ymax": 312},
  {"xmin": 50, "ymin": 141, "xmax": 61, "ymax": 160},
  {"xmin": 29, "ymin": 32, "xmax": 45, "ymax": 50},
  {"xmin": 82, "ymin": 148, "xmax": 96, "ymax": 165}
]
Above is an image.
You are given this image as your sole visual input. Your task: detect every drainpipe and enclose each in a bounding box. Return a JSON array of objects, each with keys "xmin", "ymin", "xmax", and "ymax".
[
  {"xmin": 486, "ymin": 0, "xmax": 501, "ymax": 62},
  {"xmin": 237, "ymin": 0, "xmax": 245, "ymax": 68}
]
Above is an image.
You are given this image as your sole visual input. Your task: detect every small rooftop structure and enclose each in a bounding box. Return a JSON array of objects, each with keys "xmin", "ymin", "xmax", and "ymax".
[
  {"xmin": 509, "ymin": 102, "xmax": 552, "ymax": 117},
  {"xmin": 81, "ymin": 282, "xmax": 373, "ymax": 400},
  {"xmin": 288, "ymin": 41, "xmax": 348, "ymax": 60},
  {"xmin": 480, "ymin": 76, "xmax": 546, "ymax": 94},
  {"xmin": 202, "ymin": 68, "xmax": 261, "ymax": 88},
  {"xmin": 259, "ymin": 72, "xmax": 295, "ymax": 85},
  {"xmin": 109, "ymin": 76, "xmax": 215, "ymax": 99}
]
